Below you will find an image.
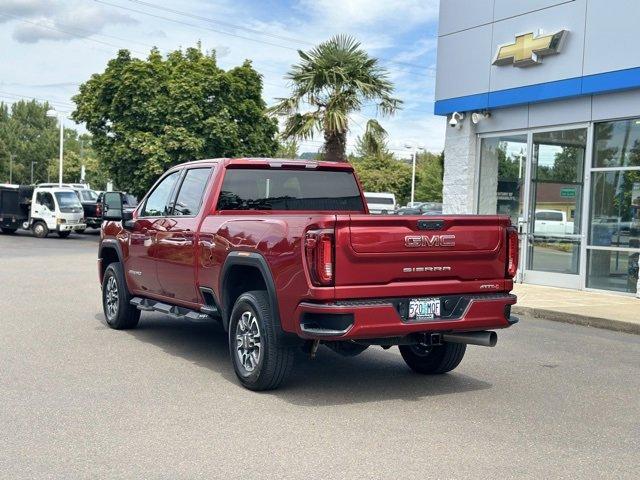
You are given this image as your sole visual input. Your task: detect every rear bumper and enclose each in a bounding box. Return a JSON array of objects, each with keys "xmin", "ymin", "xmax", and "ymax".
[{"xmin": 294, "ymin": 293, "xmax": 517, "ymax": 340}]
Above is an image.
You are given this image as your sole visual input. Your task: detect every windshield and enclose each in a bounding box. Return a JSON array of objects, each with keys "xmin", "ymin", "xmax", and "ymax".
[
  {"xmin": 80, "ymin": 190, "xmax": 98, "ymax": 202},
  {"xmin": 54, "ymin": 191, "xmax": 83, "ymax": 208}
]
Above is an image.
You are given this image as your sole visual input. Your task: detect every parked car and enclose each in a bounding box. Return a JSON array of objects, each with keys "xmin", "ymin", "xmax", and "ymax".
[
  {"xmin": 76, "ymin": 188, "xmax": 102, "ymax": 231},
  {"xmin": 397, "ymin": 202, "xmax": 443, "ymax": 216},
  {"xmin": 533, "ymin": 209, "xmax": 575, "ymax": 237},
  {"xmin": 364, "ymin": 191, "xmax": 396, "ymax": 214},
  {"xmin": 98, "ymin": 158, "xmax": 519, "ymax": 391},
  {"xmin": 0, "ymin": 184, "xmax": 86, "ymax": 237}
]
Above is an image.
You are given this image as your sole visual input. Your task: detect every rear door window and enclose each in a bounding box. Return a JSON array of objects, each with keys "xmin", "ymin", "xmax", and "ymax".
[
  {"xmin": 171, "ymin": 168, "xmax": 212, "ymax": 216},
  {"xmin": 217, "ymin": 168, "xmax": 365, "ymax": 211}
]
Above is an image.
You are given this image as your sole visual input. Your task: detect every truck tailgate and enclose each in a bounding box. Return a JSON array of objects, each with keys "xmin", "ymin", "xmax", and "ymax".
[{"xmin": 334, "ymin": 215, "xmax": 512, "ymax": 296}]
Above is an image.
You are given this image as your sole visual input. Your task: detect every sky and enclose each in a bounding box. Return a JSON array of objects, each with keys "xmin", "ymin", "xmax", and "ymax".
[{"xmin": 0, "ymin": 0, "xmax": 445, "ymax": 156}]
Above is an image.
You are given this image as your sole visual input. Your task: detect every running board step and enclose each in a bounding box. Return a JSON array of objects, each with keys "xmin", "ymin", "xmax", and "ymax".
[{"xmin": 130, "ymin": 297, "xmax": 216, "ymax": 322}]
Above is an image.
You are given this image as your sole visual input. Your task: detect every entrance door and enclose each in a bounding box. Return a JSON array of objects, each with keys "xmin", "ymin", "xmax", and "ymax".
[{"xmin": 522, "ymin": 128, "xmax": 587, "ymax": 288}]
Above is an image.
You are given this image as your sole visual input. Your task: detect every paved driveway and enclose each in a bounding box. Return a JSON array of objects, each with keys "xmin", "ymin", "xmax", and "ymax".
[{"xmin": 1, "ymin": 231, "xmax": 639, "ymax": 479}]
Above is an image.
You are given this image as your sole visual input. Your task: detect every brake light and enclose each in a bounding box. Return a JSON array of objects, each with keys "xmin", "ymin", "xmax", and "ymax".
[
  {"xmin": 506, "ymin": 226, "xmax": 519, "ymax": 278},
  {"xmin": 305, "ymin": 229, "xmax": 334, "ymax": 286}
]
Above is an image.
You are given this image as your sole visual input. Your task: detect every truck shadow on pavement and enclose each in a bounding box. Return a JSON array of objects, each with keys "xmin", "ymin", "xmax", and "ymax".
[{"xmin": 100, "ymin": 313, "xmax": 493, "ymax": 406}]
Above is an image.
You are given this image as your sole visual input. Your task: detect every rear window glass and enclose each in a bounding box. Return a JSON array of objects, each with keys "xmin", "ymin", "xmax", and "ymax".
[
  {"xmin": 365, "ymin": 196, "xmax": 394, "ymax": 205},
  {"xmin": 217, "ymin": 168, "xmax": 365, "ymax": 211}
]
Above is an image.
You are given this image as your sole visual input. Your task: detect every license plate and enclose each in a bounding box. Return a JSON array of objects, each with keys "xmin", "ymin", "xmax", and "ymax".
[{"xmin": 408, "ymin": 298, "xmax": 441, "ymax": 321}]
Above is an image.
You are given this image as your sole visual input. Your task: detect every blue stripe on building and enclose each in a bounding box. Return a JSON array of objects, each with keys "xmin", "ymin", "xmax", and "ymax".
[{"xmin": 434, "ymin": 66, "xmax": 640, "ymax": 115}]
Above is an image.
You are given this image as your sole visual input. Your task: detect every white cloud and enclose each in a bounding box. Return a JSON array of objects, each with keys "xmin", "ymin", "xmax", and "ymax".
[
  {"xmin": 8, "ymin": 1, "xmax": 137, "ymax": 43},
  {"xmin": 0, "ymin": 0, "xmax": 56, "ymax": 22}
]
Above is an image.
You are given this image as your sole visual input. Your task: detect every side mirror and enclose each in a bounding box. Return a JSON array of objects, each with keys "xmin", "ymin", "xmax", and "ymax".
[{"xmin": 103, "ymin": 192, "xmax": 125, "ymax": 221}]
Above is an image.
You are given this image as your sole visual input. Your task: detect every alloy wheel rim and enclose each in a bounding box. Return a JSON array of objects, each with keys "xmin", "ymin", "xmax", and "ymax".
[
  {"xmin": 105, "ymin": 275, "xmax": 119, "ymax": 320},
  {"xmin": 235, "ymin": 311, "xmax": 262, "ymax": 373}
]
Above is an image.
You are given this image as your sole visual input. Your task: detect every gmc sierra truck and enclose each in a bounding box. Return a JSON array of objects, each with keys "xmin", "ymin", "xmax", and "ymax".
[{"xmin": 99, "ymin": 158, "xmax": 519, "ymax": 390}]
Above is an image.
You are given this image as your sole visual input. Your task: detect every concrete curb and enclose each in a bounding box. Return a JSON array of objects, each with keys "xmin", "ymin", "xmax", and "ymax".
[{"xmin": 512, "ymin": 306, "xmax": 640, "ymax": 335}]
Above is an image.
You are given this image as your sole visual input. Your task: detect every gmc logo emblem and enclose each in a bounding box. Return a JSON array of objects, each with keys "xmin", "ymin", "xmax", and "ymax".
[{"xmin": 405, "ymin": 235, "xmax": 456, "ymax": 248}]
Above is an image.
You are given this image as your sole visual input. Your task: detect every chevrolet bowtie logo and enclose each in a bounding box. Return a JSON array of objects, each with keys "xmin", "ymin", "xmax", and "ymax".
[{"xmin": 493, "ymin": 30, "xmax": 568, "ymax": 67}]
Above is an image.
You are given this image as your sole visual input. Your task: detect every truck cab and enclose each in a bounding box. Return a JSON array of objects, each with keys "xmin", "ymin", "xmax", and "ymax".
[{"xmin": 28, "ymin": 187, "xmax": 86, "ymax": 238}]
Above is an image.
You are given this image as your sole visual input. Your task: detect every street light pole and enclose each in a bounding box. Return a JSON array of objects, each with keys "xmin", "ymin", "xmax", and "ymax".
[
  {"xmin": 409, "ymin": 150, "xmax": 416, "ymax": 206},
  {"xmin": 46, "ymin": 109, "xmax": 65, "ymax": 187},
  {"xmin": 404, "ymin": 144, "xmax": 425, "ymax": 207},
  {"xmin": 58, "ymin": 115, "xmax": 64, "ymax": 187}
]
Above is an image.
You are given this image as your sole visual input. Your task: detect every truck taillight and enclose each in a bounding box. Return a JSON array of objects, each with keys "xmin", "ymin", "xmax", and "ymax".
[
  {"xmin": 506, "ymin": 226, "xmax": 519, "ymax": 278},
  {"xmin": 305, "ymin": 229, "xmax": 334, "ymax": 286}
]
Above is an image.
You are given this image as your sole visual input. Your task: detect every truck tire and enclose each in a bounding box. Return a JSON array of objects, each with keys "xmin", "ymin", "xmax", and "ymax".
[
  {"xmin": 102, "ymin": 262, "xmax": 140, "ymax": 330},
  {"xmin": 57, "ymin": 231, "xmax": 71, "ymax": 238},
  {"xmin": 399, "ymin": 342, "xmax": 466, "ymax": 374},
  {"xmin": 0, "ymin": 227, "xmax": 17, "ymax": 234},
  {"xmin": 229, "ymin": 290, "xmax": 294, "ymax": 391},
  {"xmin": 32, "ymin": 221, "xmax": 48, "ymax": 238}
]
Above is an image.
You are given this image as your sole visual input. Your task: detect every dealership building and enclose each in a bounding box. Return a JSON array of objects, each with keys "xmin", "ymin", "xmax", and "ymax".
[{"xmin": 435, "ymin": 0, "xmax": 640, "ymax": 295}]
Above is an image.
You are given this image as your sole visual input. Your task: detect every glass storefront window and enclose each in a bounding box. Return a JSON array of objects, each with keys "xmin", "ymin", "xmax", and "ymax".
[
  {"xmin": 589, "ymin": 117, "xmax": 640, "ymax": 294},
  {"xmin": 594, "ymin": 119, "xmax": 640, "ymax": 168},
  {"xmin": 590, "ymin": 170, "xmax": 640, "ymax": 248},
  {"xmin": 478, "ymin": 135, "xmax": 527, "ymax": 225},
  {"xmin": 587, "ymin": 250, "xmax": 638, "ymax": 294}
]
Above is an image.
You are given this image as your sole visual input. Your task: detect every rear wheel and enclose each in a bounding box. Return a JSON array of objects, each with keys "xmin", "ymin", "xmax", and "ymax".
[
  {"xmin": 32, "ymin": 221, "xmax": 48, "ymax": 238},
  {"xmin": 102, "ymin": 262, "xmax": 140, "ymax": 329},
  {"xmin": 399, "ymin": 342, "xmax": 466, "ymax": 374},
  {"xmin": 57, "ymin": 231, "xmax": 71, "ymax": 238},
  {"xmin": 229, "ymin": 290, "xmax": 294, "ymax": 391}
]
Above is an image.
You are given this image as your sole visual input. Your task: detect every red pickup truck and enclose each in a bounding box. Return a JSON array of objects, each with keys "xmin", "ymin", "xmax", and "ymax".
[{"xmin": 99, "ymin": 158, "xmax": 518, "ymax": 390}]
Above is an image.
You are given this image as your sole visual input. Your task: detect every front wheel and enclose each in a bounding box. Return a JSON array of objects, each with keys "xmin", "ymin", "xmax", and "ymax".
[
  {"xmin": 229, "ymin": 291, "xmax": 294, "ymax": 391},
  {"xmin": 102, "ymin": 262, "xmax": 140, "ymax": 329},
  {"xmin": 399, "ymin": 342, "xmax": 466, "ymax": 374},
  {"xmin": 32, "ymin": 221, "xmax": 48, "ymax": 238}
]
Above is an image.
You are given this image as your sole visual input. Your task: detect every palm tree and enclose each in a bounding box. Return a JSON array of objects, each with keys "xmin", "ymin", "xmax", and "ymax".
[{"xmin": 269, "ymin": 35, "xmax": 402, "ymax": 162}]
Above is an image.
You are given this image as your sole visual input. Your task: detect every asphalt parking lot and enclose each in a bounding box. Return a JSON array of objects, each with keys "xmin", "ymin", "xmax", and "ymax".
[{"xmin": 1, "ymin": 231, "xmax": 639, "ymax": 479}]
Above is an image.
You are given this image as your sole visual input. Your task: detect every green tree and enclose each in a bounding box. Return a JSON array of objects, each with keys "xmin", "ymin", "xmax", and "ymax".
[
  {"xmin": 72, "ymin": 46, "xmax": 278, "ymax": 197},
  {"xmin": 274, "ymin": 138, "xmax": 299, "ymax": 159},
  {"xmin": 270, "ymin": 35, "xmax": 401, "ymax": 162},
  {"xmin": 0, "ymin": 100, "xmax": 58, "ymax": 184},
  {"xmin": 353, "ymin": 153, "xmax": 412, "ymax": 205},
  {"xmin": 414, "ymin": 151, "xmax": 443, "ymax": 202}
]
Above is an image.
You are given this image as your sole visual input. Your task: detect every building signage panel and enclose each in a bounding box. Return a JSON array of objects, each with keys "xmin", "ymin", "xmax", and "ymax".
[{"xmin": 493, "ymin": 30, "xmax": 569, "ymax": 68}]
